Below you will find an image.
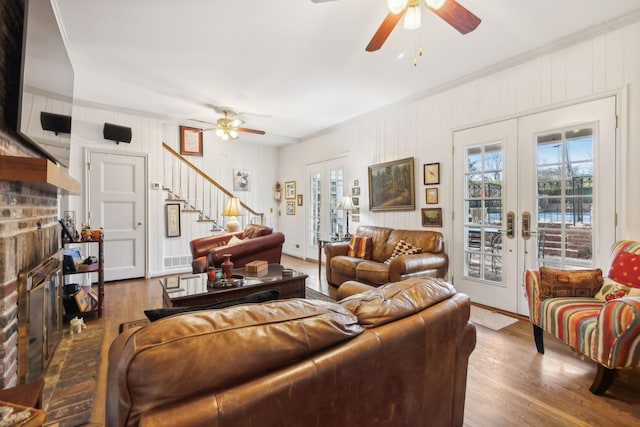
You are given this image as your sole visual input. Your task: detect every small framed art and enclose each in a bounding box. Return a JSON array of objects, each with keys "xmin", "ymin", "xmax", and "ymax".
[
  {"xmin": 285, "ymin": 181, "xmax": 296, "ymax": 199},
  {"xmin": 286, "ymin": 200, "xmax": 296, "ymax": 215},
  {"xmin": 166, "ymin": 203, "xmax": 181, "ymax": 237},
  {"xmin": 180, "ymin": 125, "xmax": 203, "ymax": 156},
  {"xmin": 297, "ymin": 194, "xmax": 303, "ymax": 206},
  {"xmin": 426, "ymin": 188, "xmax": 438, "ymax": 204},
  {"xmin": 421, "ymin": 208, "xmax": 443, "ymax": 227},
  {"xmin": 423, "ymin": 162, "xmax": 440, "ymax": 185}
]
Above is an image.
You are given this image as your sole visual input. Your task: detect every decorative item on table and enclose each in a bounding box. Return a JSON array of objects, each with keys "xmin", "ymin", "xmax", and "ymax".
[
  {"xmin": 210, "ymin": 274, "xmax": 244, "ymax": 288},
  {"xmin": 222, "ymin": 197, "xmax": 243, "ymax": 232},
  {"xmin": 246, "ymin": 260, "xmax": 268, "ymax": 274},
  {"xmin": 221, "ymin": 254, "xmax": 234, "ymax": 279},
  {"xmin": 281, "ymin": 268, "xmax": 294, "ymax": 277},
  {"xmin": 80, "ymin": 222, "xmax": 92, "ymax": 241},
  {"xmin": 207, "ymin": 267, "xmax": 223, "ymax": 284},
  {"xmin": 337, "ymin": 195, "xmax": 355, "ymax": 238}
]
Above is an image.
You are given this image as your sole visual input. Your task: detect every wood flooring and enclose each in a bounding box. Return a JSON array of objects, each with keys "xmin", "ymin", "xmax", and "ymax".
[{"xmin": 77, "ymin": 255, "xmax": 639, "ymax": 426}]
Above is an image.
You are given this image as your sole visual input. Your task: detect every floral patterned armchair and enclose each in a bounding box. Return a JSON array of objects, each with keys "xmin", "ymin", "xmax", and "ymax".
[{"xmin": 525, "ymin": 240, "xmax": 640, "ymax": 394}]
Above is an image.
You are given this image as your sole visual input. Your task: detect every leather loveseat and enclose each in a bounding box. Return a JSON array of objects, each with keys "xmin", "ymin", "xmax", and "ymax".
[
  {"xmin": 107, "ymin": 278, "xmax": 476, "ymax": 427},
  {"xmin": 325, "ymin": 225, "xmax": 448, "ymax": 287},
  {"xmin": 190, "ymin": 224, "xmax": 284, "ymax": 273}
]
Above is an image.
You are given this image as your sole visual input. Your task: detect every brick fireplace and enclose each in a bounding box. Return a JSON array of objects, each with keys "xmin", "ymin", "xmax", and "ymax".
[{"xmin": 0, "ymin": 0, "xmax": 62, "ymax": 389}]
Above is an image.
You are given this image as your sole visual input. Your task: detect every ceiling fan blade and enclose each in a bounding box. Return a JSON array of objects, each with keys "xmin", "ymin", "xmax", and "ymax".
[
  {"xmin": 190, "ymin": 118, "xmax": 217, "ymax": 127},
  {"xmin": 237, "ymin": 127, "xmax": 266, "ymax": 135},
  {"xmin": 428, "ymin": 0, "xmax": 481, "ymax": 34},
  {"xmin": 197, "ymin": 127, "xmax": 216, "ymax": 133},
  {"xmin": 366, "ymin": 11, "xmax": 405, "ymax": 52}
]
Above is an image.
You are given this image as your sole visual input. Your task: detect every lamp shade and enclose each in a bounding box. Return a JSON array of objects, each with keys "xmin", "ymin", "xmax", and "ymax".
[
  {"xmin": 222, "ymin": 197, "xmax": 243, "ymax": 216},
  {"xmin": 337, "ymin": 195, "xmax": 355, "ymax": 211}
]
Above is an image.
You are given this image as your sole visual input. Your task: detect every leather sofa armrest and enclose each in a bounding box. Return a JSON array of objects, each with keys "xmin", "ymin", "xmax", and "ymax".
[
  {"xmin": 337, "ymin": 280, "xmax": 377, "ymax": 301},
  {"xmin": 325, "ymin": 241, "xmax": 350, "ymax": 259},
  {"xmin": 208, "ymin": 232, "xmax": 285, "ymax": 265},
  {"xmin": 192, "ymin": 256, "xmax": 208, "ymax": 274},
  {"xmin": 388, "ymin": 252, "xmax": 449, "ymax": 275}
]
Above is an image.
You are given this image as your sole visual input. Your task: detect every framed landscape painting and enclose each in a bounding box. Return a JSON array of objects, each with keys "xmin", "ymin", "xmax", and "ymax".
[{"xmin": 368, "ymin": 157, "xmax": 415, "ymax": 211}]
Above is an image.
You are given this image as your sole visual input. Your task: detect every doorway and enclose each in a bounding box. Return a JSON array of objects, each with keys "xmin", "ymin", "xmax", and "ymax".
[
  {"xmin": 306, "ymin": 155, "xmax": 349, "ymax": 261},
  {"xmin": 88, "ymin": 151, "xmax": 147, "ymax": 281},
  {"xmin": 453, "ymin": 97, "xmax": 617, "ymax": 315}
]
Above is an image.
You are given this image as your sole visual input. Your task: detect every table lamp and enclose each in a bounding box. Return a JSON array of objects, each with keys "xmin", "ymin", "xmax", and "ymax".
[
  {"xmin": 337, "ymin": 195, "xmax": 355, "ymax": 238},
  {"xmin": 222, "ymin": 197, "xmax": 243, "ymax": 232}
]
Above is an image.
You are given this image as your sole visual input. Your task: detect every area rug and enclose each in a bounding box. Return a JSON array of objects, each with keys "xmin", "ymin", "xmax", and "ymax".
[
  {"xmin": 470, "ymin": 306, "xmax": 519, "ymax": 331},
  {"xmin": 305, "ymin": 287, "xmax": 336, "ymax": 303},
  {"xmin": 42, "ymin": 323, "xmax": 104, "ymax": 427}
]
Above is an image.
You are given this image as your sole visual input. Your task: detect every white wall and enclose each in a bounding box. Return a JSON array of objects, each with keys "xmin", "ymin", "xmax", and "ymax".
[
  {"xmin": 278, "ymin": 21, "xmax": 640, "ymax": 261},
  {"xmin": 65, "ymin": 105, "xmax": 279, "ymax": 278}
]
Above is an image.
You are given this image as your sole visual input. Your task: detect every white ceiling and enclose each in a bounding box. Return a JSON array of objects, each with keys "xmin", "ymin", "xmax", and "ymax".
[{"xmin": 53, "ymin": 0, "xmax": 640, "ymax": 146}]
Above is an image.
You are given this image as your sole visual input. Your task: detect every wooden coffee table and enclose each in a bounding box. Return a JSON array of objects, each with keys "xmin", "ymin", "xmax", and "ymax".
[{"xmin": 160, "ymin": 264, "xmax": 307, "ymax": 308}]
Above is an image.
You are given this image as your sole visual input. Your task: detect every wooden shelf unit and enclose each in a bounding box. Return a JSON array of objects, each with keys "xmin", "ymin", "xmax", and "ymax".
[{"xmin": 62, "ymin": 238, "xmax": 104, "ymax": 320}]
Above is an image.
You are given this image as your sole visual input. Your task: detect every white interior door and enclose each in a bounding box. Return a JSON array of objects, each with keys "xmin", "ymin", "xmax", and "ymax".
[
  {"xmin": 88, "ymin": 151, "xmax": 146, "ymax": 281},
  {"xmin": 454, "ymin": 97, "xmax": 617, "ymax": 316}
]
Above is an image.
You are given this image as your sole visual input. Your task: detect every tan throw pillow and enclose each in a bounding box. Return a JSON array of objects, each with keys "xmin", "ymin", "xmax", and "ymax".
[
  {"xmin": 384, "ymin": 240, "xmax": 421, "ymax": 265},
  {"xmin": 539, "ymin": 267, "xmax": 603, "ymax": 298},
  {"xmin": 226, "ymin": 235, "xmax": 243, "ymax": 246}
]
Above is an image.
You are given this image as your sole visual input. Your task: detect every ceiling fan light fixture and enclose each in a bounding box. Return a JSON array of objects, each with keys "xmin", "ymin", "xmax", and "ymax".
[
  {"xmin": 388, "ymin": 0, "xmax": 409, "ymax": 14},
  {"xmin": 229, "ymin": 129, "xmax": 239, "ymax": 139},
  {"xmin": 403, "ymin": 6, "xmax": 421, "ymax": 29},
  {"xmin": 425, "ymin": 0, "xmax": 445, "ymax": 9}
]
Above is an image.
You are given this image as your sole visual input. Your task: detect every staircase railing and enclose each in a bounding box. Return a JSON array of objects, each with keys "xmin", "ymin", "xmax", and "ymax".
[{"xmin": 162, "ymin": 142, "xmax": 264, "ymax": 230}]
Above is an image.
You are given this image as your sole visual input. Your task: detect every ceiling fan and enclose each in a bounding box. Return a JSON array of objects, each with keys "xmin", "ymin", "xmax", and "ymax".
[
  {"xmin": 191, "ymin": 108, "xmax": 266, "ymax": 141},
  {"xmin": 366, "ymin": 0, "xmax": 481, "ymax": 52}
]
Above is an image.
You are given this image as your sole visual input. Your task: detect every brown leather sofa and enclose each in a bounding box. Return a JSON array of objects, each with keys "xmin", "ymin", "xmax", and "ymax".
[
  {"xmin": 107, "ymin": 278, "xmax": 476, "ymax": 427},
  {"xmin": 325, "ymin": 225, "xmax": 448, "ymax": 287},
  {"xmin": 190, "ymin": 224, "xmax": 284, "ymax": 273}
]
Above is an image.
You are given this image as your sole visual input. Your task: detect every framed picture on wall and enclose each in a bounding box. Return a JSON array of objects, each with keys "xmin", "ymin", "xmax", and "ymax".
[
  {"xmin": 179, "ymin": 126, "xmax": 203, "ymax": 156},
  {"xmin": 421, "ymin": 208, "xmax": 443, "ymax": 228},
  {"xmin": 368, "ymin": 157, "xmax": 415, "ymax": 211},
  {"xmin": 426, "ymin": 188, "xmax": 438, "ymax": 204},
  {"xmin": 233, "ymin": 169, "xmax": 250, "ymax": 191},
  {"xmin": 297, "ymin": 194, "xmax": 303, "ymax": 206},
  {"xmin": 286, "ymin": 200, "xmax": 296, "ymax": 215},
  {"xmin": 423, "ymin": 162, "xmax": 440, "ymax": 185},
  {"xmin": 285, "ymin": 181, "xmax": 296, "ymax": 199},
  {"xmin": 166, "ymin": 203, "xmax": 181, "ymax": 237}
]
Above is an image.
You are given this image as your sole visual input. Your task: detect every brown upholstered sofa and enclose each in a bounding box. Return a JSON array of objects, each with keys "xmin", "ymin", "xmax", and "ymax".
[
  {"xmin": 190, "ymin": 224, "xmax": 284, "ymax": 273},
  {"xmin": 325, "ymin": 225, "xmax": 448, "ymax": 287},
  {"xmin": 107, "ymin": 277, "xmax": 476, "ymax": 427}
]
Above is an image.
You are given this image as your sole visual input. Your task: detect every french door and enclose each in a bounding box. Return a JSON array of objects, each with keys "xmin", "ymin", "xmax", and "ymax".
[
  {"xmin": 453, "ymin": 97, "xmax": 617, "ymax": 315},
  {"xmin": 306, "ymin": 156, "xmax": 348, "ymax": 260}
]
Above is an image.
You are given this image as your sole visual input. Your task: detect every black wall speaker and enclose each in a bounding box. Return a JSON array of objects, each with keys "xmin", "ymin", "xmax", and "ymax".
[
  {"xmin": 40, "ymin": 112, "xmax": 72, "ymax": 135},
  {"xmin": 103, "ymin": 122, "xmax": 132, "ymax": 144}
]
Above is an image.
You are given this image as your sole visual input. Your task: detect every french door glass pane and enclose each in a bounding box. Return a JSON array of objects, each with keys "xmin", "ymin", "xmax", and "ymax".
[
  {"xmin": 463, "ymin": 142, "xmax": 503, "ymax": 283},
  {"xmin": 309, "ymin": 173, "xmax": 321, "ymax": 246},
  {"xmin": 536, "ymin": 127, "xmax": 594, "ymax": 267}
]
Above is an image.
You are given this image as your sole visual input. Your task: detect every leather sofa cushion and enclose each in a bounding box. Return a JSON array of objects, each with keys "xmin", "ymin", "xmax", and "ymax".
[
  {"xmin": 143, "ymin": 288, "xmax": 281, "ymax": 322},
  {"xmin": 355, "ymin": 261, "xmax": 389, "ymax": 286},
  {"xmin": 118, "ymin": 299, "xmax": 362, "ymax": 407},
  {"xmin": 330, "ymin": 256, "xmax": 363, "ymax": 277},
  {"xmin": 339, "ymin": 277, "xmax": 456, "ymax": 328}
]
